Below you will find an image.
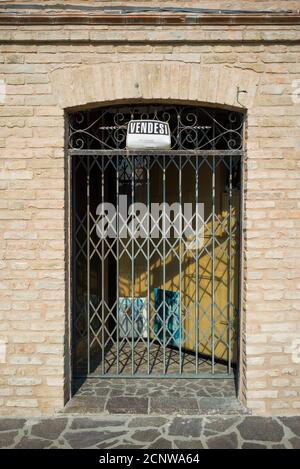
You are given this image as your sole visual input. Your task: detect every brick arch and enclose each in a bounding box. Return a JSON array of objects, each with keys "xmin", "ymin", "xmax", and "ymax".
[{"xmin": 51, "ymin": 61, "xmax": 259, "ymax": 111}]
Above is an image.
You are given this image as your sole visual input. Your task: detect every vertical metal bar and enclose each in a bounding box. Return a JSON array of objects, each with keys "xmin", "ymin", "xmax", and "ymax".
[
  {"xmin": 237, "ymin": 133, "xmax": 245, "ymax": 394},
  {"xmin": 131, "ymin": 154, "xmax": 135, "ymax": 375},
  {"xmin": 211, "ymin": 110, "xmax": 217, "ymax": 377},
  {"xmin": 71, "ymin": 156, "xmax": 76, "ymax": 378},
  {"xmin": 195, "ymin": 113, "xmax": 200, "ymax": 374},
  {"xmin": 179, "ymin": 154, "xmax": 182, "ymax": 374},
  {"xmin": 116, "ymin": 154, "xmax": 120, "ymax": 374},
  {"xmin": 101, "ymin": 157, "xmax": 105, "ymax": 375},
  {"xmin": 228, "ymin": 155, "xmax": 233, "ymax": 374},
  {"xmin": 163, "ymin": 154, "xmax": 166, "ymax": 374},
  {"xmin": 211, "ymin": 154, "xmax": 215, "ymax": 375},
  {"xmin": 147, "ymin": 156, "xmax": 150, "ymax": 375},
  {"xmin": 65, "ymin": 111, "xmax": 72, "ymax": 394},
  {"xmin": 195, "ymin": 154, "xmax": 199, "ymax": 374},
  {"xmin": 87, "ymin": 156, "xmax": 90, "ymax": 375}
]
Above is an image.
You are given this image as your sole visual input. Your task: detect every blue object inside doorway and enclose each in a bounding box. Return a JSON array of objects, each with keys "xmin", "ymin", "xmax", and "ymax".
[{"xmin": 154, "ymin": 288, "xmax": 181, "ymax": 348}]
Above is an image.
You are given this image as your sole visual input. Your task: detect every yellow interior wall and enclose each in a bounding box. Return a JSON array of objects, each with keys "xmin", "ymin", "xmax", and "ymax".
[{"xmin": 118, "ymin": 161, "xmax": 239, "ymax": 363}]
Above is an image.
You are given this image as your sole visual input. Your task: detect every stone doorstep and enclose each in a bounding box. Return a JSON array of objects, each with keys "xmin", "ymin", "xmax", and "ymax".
[
  {"xmin": 68, "ymin": 377, "xmax": 242, "ymax": 416},
  {"xmin": 62, "ymin": 396, "xmax": 250, "ymax": 416}
]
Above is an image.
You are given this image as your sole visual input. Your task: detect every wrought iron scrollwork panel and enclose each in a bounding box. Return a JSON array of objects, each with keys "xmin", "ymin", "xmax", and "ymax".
[{"xmin": 68, "ymin": 104, "xmax": 244, "ymax": 151}]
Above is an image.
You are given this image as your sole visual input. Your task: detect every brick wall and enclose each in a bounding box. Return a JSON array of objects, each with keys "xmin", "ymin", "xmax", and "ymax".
[
  {"xmin": 2, "ymin": 1, "xmax": 300, "ymax": 10},
  {"xmin": 0, "ymin": 16, "xmax": 300, "ymax": 415}
]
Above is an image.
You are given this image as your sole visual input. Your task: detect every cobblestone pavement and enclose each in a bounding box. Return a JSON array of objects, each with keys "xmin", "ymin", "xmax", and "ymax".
[
  {"xmin": 67, "ymin": 378, "xmax": 246, "ymax": 415},
  {"xmin": 0, "ymin": 415, "xmax": 300, "ymax": 449}
]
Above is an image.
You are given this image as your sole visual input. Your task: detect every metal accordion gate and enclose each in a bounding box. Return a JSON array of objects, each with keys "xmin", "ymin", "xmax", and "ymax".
[{"xmin": 69, "ymin": 104, "xmax": 244, "ymax": 379}]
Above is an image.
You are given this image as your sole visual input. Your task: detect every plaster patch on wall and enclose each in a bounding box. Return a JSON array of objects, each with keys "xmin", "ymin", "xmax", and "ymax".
[
  {"xmin": 0, "ymin": 79, "xmax": 6, "ymax": 104},
  {"xmin": 0, "ymin": 340, "xmax": 7, "ymax": 364}
]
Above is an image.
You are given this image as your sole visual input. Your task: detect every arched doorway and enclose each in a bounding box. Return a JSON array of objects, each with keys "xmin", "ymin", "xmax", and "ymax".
[{"xmin": 68, "ymin": 103, "xmax": 244, "ymax": 380}]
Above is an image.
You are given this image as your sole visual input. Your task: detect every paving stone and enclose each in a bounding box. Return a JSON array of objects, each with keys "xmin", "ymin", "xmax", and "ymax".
[
  {"xmin": 175, "ymin": 439, "xmax": 204, "ymax": 449},
  {"xmin": 148, "ymin": 437, "xmax": 172, "ymax": 449},
  {"xmin": 70, "ymin": 418, "xmax": 125, "ymax": 429},
  {"xmin": 96, "ymin": 439, "xmax": 139, "ymax": 449},
  {"xmin": 207, "ymin": 432, "xmax": 239, "ymax": 449},
  {"xmin": 113, "ymin": 443, "xmax": 145, "ymax": 449},
  {"xmin": 64, "ymin": 396, "xmax": 106, "ymax": 414},
  {"xmin": 271, "ymin": 444, "xmax": 286, "ymax": 449},
  {"xmin": 204, "ymin": 417, "xmax": 240, "ymax": 434},
  {"xmin": 128, "ymin": 417, "xmax": 167, "ymax": 428},
  {"xmin": 198, "ymin": 397, "xmax": 245, "ymax": 415},
  {"xmin": 136, "ymin": 389, "xmax": 148, "ymax": 396},
  {"xmin": 193, "ymin": 389, "xmax": 210, "ymax": 397},
  {"xmin": 79, "ymin": 390, "xmax": 95, "ymax": 396},
  {"xmin": 15, "ymin": 437, "xmax": 52, "ymax": 449},
  {"xmin": 0, "ymin": 431, "xmax": 18, "ymax": 448},
  {"xmin": 95, "ymin": 389, "xmax": 112, "ymax": 397},
  {"xmin": 64, "ymin": 430, "xmax": 126, "ymax": 448},
  {"xmin": 126, "ymin": 386, "xmax": 138, "ymax": 393},
  {"xmin": 204, "ymin": 430, "xmax": 220, "ymax": 438},
  {"xmin": 96, "ymin": 440, "xmax": 118, "ymax": 449},
  {"xmin": 110, "ymin": 390, "xmax": 126, "ymax": 397},
  {"xmin": 290, "ymin": 437, "xmax": 300, "ymax": 449},
  {"xmin": 31, "ymin": 418, "xmax": 67, "ymax": 440},
  {"xmin": 169, "ymin": 418, "xmax": 202, "ymax": 437},
  {"xmin": 106, "ymin": 397, "xmax": 148, "ymax": 414},
  {"xmin": 132, "ymin": 429, "xmax": 161, "ymax": 442},
  {"xmin": 0, "ymin": 419, "xmax": 25, "ymax": 431},
  {"xmin": 279, "ymin": 417, "xmax": 300, "ymax": 437},
  {"xmin": 237, "ymin": 417, "xmax": 284, "ymax": 442},
  {"xmin": 150, "ymin": 397, "xmax": 198, "ymax": 415},
  {"xmin": 242, "ymin": 442, "xmax": 267, "ymax": 449}
]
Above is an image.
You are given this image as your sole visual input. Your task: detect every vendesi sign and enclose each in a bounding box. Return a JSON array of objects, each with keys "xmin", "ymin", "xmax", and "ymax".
[{"xmin": 126, "ymin": 119, "xmax": 171, "ymax": 150}]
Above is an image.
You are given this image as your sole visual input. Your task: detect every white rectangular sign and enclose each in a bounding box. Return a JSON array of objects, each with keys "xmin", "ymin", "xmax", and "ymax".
[{"xmin": 126, "ymin": 119, "xmax": 171, "ymax": 150}]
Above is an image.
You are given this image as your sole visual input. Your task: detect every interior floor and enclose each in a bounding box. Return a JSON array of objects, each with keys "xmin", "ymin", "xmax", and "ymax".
[{"xmin": 89, "ymin": 341, "xmax": 232, "ymax": 376}]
